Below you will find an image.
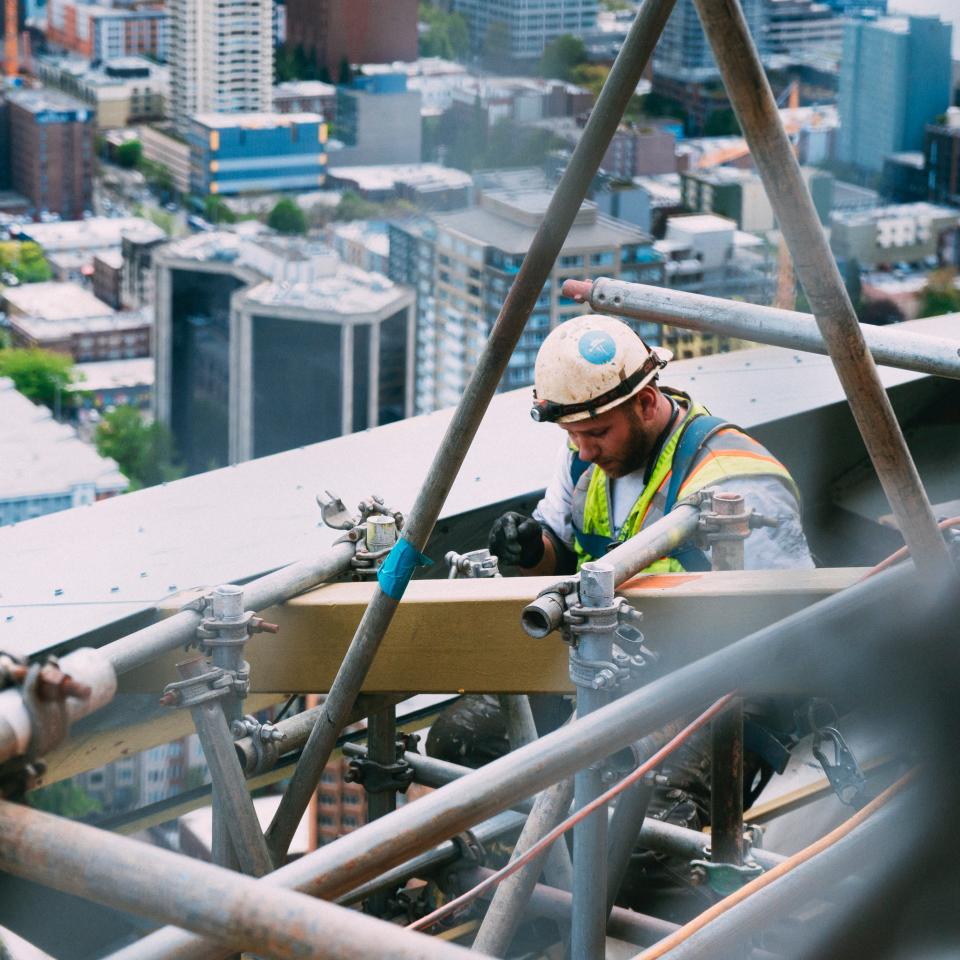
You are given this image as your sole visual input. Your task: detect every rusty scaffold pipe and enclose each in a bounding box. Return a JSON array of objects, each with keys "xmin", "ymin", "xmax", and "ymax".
[
  {"xmin": 0, "ymin": 801, "xmax": 481, "ymax": 960},
  {"xmin": 263, "ymin": 0, "xmax": 683, "ymax": 865},
  {"xmin": 561, "ymin": 279, "xmax": 960, "ymax": 382},
  {"xmin": 692, "ymin": 0, "xmax": 950, "ymax": 577}
]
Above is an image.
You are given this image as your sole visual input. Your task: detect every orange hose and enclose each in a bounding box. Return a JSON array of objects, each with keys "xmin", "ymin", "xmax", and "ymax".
[
  {"xmin": 633, "ymin": 765, "xmax": 920, "ymax": 959},
  {"xmin": 861, "ymin": 517, "xmax": 960, "ymax": 580}
]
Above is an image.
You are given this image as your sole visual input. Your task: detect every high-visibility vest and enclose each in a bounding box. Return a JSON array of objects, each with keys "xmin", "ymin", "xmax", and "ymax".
[{"xmin": 570, "ymin": 390, "xmax": 800, "ymax": 572}]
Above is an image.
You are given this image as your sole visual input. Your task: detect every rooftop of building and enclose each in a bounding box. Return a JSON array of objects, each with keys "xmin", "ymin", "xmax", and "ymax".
[
  {"xmin": 327, "ymin": 163, "xmax": 473, "ymax": 192},
  {"xmin": 72, "ymin": 357, "xmax": 155, "ymax": 392},
  {"xmin": 0, "ymin": 378, "xmax": 127, "ymax": 504},
  {"xmin": 2, "ymin": 282, "xmax": 115, "ymax": 321},
  {"xmin": 192, "ymin": 111, "xmax": 323, "ymax": 130},
  {"xmin": 832, "ymin": 202, "xmax": 960, "ymax": 226},
  {"xmin": 632, "ymin": 173, "xmax": 683, "ymax": 205},
  {"xmin": 159, "ymin": 231, "xmax": 332, "ymax": 270},
  {"xmin": 664, "ymin": 213, "xmax": 740, "ymax": 235},
  {"xmin": 435, "ymin": 192, "xmax": 650, "ymax": 253},
  {"xmin": 330, "ymin": 220, "xmax": 390, "ymax": 258},
  {"xmin": 242, "ymin": 263, "xmax": 411, "ymax": 316},
  {"xmin": 886, "ymin": 152, "xmax": 925, "ymax": 169},
  {"xmin": 273, "ymin": 80, "xmax": 337, "ymax": 98},
  {"xmin": 94, "ymin": 249, "xmax": 125, "ymax": 270},
  {"xmin": 5, "ymin": 87, "xmax": 90, "ymax": 114},
  {"xmin": 14, "ymin": 217, "xmax": 166, "ymax": 252}
]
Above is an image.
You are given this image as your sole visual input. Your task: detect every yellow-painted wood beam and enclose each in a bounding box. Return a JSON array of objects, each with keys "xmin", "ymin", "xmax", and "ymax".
[{"xmin": 117, "ymin": 568, "xmax": 865, "ymax": 697}]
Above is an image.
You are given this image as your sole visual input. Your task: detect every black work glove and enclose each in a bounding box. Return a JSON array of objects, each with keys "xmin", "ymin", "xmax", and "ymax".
[{"xmin": 489, "ymin": 512, "xmax": 545, "ymax": 569}]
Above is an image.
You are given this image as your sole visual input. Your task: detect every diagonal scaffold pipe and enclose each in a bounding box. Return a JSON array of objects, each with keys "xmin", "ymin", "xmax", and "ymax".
[
  {"xmin": 263, "ymin": 0, "xmax": 682, "ymax": 865},
  {"xmin": 691, "ymin": 0, "xmax": 950, "ymax": 577},
  {"xmin": 100, "ymin": 558, "xmax": 954, "ymax": 960}
]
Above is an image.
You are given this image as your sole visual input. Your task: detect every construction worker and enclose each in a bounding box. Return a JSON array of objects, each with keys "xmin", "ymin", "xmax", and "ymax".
[{"xmin": 489, "ymin": 314, "xmax": 814, "ymax": 575}]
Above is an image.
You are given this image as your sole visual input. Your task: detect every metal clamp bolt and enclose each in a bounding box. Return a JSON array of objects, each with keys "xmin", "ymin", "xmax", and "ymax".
[{"xmin": 446, "ymin": 548, "xmax": 500, "ymax": 579}]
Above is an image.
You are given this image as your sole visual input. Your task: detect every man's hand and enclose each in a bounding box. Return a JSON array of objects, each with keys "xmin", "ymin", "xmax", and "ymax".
[{"xmin": 489, "ymin": 512, "xmax": 545, "ymax": 569}]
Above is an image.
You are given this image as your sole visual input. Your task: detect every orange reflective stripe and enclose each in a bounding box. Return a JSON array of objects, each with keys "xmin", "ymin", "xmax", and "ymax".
[{"xmin": 682, "ymin": 448, "xmax": 787, "ymax": 487}]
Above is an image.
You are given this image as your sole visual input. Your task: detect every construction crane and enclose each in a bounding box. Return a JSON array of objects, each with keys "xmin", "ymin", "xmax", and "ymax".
[{"xmin": 3, "ymin": 0, "xmax": 17, "ymax": 80}]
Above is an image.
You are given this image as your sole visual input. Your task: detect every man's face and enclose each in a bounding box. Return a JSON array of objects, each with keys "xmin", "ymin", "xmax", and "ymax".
[{"xmin": 560, "ymin": 395, "xmax": 656, "ymax": 479}]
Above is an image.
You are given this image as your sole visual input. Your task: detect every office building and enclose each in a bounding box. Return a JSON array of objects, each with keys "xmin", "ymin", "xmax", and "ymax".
[
  {"xmin": 655, "ymin": 213, "xmax": 776, "ymax": 312},
  {"xmin": 333, "ymin": 74, "xmax": 421, "ymax": 167},
  {"xmin": 680, "ymin": 165, "xmax": 833, "ymax": 232},
  {"xmin": 169, "ymin": 0, "xmax": 273, "ymax": 136},
  {"xmin": 3, "ymin": 281, "xmax": 151, "ymax": 361},
  {"xmin": 45, "ymin": 0, "xmax": 169, "ymax": 62},
  {"xmin": 273, "ymin": 80, "xmax": 336, "ymax": 120},
  {"xmin": 138, "ymin": 124, "xmax": 191, "ymax": 195},
  {"xmin": 764, "ymin": 0, "xmax": 843, "ymax": 57},
  {"xmin": 284, "ymin": 0, "xmax": 417, "ymax": 77},
  {"xmin": 188, "ymin": 113, "xmax": 327, "ymax": 196},
  {"xmin": 880, "ymin": 153, "xmax": 927, "ymax": 203},
  {"xmin": 837, "ymin": 15, "xmax": 952, "ymax": 174},
  {"xmin": 602, "ymin": 124, "xmax": 678, "ymax": 179},
  {"xmin": 391, "ymin": 191, "xmax": 661, "ymax": 414},
  {"xmin": 830, "ymin": 202, "xmax": 960, "ymax": 270},
  {"xmin": 0, "ymin": 377, "xmax": 127, "ymax": 527},
  {"xmin": 35, "ymin": 55, "xmax": 168, "ymax": 129},
  {"xmin": 925, "ymin": 110, "xmax": 960, "ymax": 209},
  {"xmin": 154, "ymin": 232, "xmax": 414, "ymax": 472},
  {"xmin": 326, "ymin": 163, "xmax": 472, "ymax": 211},
  {"xmin": 450, "ymin": 0, "xmax": 598, "ymax": 60},
  {"xmin": 6, "ymin": 88, "xmax": 93, "ymax": 221}
]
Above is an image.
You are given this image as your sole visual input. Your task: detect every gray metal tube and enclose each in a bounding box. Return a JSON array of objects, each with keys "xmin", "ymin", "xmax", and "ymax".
[
  {"xmin": 639, "ymin": 790, "xmax": 912, "ymax": 960},
  {"xmin": 472, "ymin": 777, "xmax": 576, "ymax": 957},
  {"xmin": 336, "ymin": 811, "xmax": 528, "ymax": 907},
  {"xmin": 262, "ymin": 0, "xmax": 681, "ymax": 865},
  {"xmin": 576, "ymin": 279, "xmax": 960, "ymax": 381},
  {"xmin": 0, "ymin": 801, "xmax": 478, "ymax": 960},
  {"xmin": 98, "ymin": 561, "xmax": 925, "ymax": 960},
  {"xmin": 693, "ymin": 0, "xmax": 950, "ymax": 577},
  {"xmin": 606, "ymin": 781, "xmax": 654, "ymax": 916},
  {"xmin": 464, "ymin": 868, "xmax": 681, "ymax": 947},
  {"xmin": 105, "ymin": 542, "xmax": 355, "ymax": 675},
  {"xmin": 177, "ymin": 659, "xmax": 272, "ymax": 878},
  {"xmin": 0, "ymin": 927, "xmax": 57, "ymax": 960},
  {"xmin": 522, "ymin": 504, "xmax": 701, "ymax": 638}
]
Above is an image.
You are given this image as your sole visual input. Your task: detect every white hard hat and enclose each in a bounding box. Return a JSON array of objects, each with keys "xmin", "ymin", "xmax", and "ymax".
[{"xmin": 531, "ymin": 315, "xmax": 672, "ymax": 424}]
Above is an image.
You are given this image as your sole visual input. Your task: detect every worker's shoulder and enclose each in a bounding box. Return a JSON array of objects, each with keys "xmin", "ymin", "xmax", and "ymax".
[{"xmin": 695, "ymin": 420, "xmax": 780, "ymax": 461}]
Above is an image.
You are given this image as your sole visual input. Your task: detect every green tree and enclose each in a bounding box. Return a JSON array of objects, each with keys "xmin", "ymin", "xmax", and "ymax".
[
  {"xmin": 334, "ymin": 190, "xmax": 381, "ymax": 222},
  {"xmin": 0, "ymin": 347, "xmax": 75, "ymax": 411},
  {"xmin": 539, "ymin": 34, "xmax": 587, "ymax": 82},
  {"xmin": 703, "ymin": 108, "xmax": 741, "ymax": 137},
  {"xmin": 94, "ymin": 405, "xmax": 184, "ymax": 490},
  {"xmin": 27, "ymin": 779, "xmax": 102, "ymax": 819},
  {"xmin": 418, "ymin": 3, "xmax": 470, "ymax": 60},
  {"xmin": 115, "ymin": 139, "xmax": 143, "ymax": 169},
  {"xmin": 203, "ymin": 194, "xmax": 237, "ymax": 225},
  {"xmin": 917, "ymin": 268, "xmax": 960, "ymax": 318},
  {"xmin": 0, "ymin": 240, "xmax": 53, "ymax": 283},
  {"xmin": 267, "ymin": 197, "xmax": 308, "ymax": 234}
]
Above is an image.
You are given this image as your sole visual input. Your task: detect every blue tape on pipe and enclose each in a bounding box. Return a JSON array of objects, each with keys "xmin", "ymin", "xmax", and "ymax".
[{"xmin": 377, "ymin": 536, "xmax": 433, "ymax": 600}]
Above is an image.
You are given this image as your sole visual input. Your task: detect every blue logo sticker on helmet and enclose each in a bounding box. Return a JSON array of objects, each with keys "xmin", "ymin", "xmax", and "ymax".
[{"xmin": 578, "ymin": 330, "xmax": 617, "ymax": 365}]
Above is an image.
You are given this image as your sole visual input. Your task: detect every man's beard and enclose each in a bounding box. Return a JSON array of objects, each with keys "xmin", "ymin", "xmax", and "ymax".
[{"xmin": 601, "ymin": 406, "xmax": 656, "ymax": 479}]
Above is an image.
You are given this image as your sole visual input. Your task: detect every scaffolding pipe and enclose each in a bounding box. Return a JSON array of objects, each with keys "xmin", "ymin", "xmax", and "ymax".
[
  {"xmin": 693, "ymin": 0, "xmax": 950, "ymax": 577},
  {"xmin": 464, "ymin": 868, "xmax": 681, "ymax": 947},
  {"xmin": 0, "ymin": 802, "xmax": 480, "ymax": 960},
  {"xmin": 522, "ymin": 503, "xmax": 702, "ymax": 638},
  {"xmin": 263, "ymin": 0, "xmax": 682, "ymax": 865},
  {"xmin": 564, "ymin": 279, "xmax": 960, "ymax": 382},
  {"xmin": 111, "ymin": 556, "xmax": 925, "ymax": 960},
  {"xmin": 605, "ymin": 781, "xmax": 654, "ymax": 916},
  {"xmin": 471, "ymin": 778, "xmax": 576, "ymax": 957},
  {"xmin": 105, "ymin": 541, "xmax": 356, "ymax": 675}
]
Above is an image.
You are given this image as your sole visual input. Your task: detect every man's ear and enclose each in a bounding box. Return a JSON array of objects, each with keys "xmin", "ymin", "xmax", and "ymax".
[{"xmin": 635, "ymin": 385, "xmax": 659, "ymax": 422}]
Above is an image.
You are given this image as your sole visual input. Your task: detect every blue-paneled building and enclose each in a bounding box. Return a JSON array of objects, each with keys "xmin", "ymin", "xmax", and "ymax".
[{"xmin": 188, "ymin": 112, "xmax": 328, "ymax": 196}]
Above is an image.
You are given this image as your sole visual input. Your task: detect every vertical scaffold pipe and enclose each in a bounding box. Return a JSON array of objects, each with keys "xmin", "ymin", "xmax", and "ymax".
[
  {"xmin": 263, "ymin": 0, "xmax": 683, "ymax": 865},
  {"xmin": 692, "ymin": 0, "xmax": 950, "ymax": 578}
]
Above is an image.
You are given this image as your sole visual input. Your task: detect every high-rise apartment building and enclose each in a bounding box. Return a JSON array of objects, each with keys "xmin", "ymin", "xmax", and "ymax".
[
  {"xmin": 169, "ymin": 0, "xmax": 274, "ymax": 136},
  {"xmin": 6, "ymin": 89, "xmax": 94, "ymax": 220},
  {"xmin": 154, "ymin": 233, "xmax": 414, "ymax": 473},
  {"xmin": 46, "ymin": 0, "xmax": 170, "ymax": 62},
  {"xmin": 763, "ymin": 0, "xmax": 843, "ymax": 56},
  {"xmin": 925, "ymin": 110, "xmax": 960, "ymax": 209},
  {"xmin": 391, "ymin": 192, "xmax": 661, "ymax": 414},
  {"xmin": 285, "ymin": 0, "xmax": 417, "ymax": 76},
  {"xmin": 837, "ymin": 15, "xmax": 952, "ymax": 174},
  {"xmin": 451, "ymin": 0, "xmax": 598, "ymax": 60}
]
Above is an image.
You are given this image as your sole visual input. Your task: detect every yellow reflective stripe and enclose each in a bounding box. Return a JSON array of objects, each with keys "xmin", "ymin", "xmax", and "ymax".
[{"xmin": 677, "ymin": 453, "xmax": 798, "ymax": 501}]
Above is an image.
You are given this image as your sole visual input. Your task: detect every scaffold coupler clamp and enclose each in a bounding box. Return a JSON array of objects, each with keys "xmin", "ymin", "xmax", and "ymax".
[
  {"xmin": 689, "ymin": 853, "xmax": 764, "ymax": 895},
  {"xmin": 230, "ymin": 714, "xmax": 286, "ymax": 771},
  {"xmin": 345, "ymin": 732, "xmax": 420, "ymax": 795},
  {"xmin": 159, "ymin": 660, "xmax": 247, "ymax": 708},
  {"xmin": 564, "ymin": 595, "xmax": 653, "ymax": 689},
  {"xmin": 186, "ymin": 584, "xmax": 279, "ymax": 659},
  {"xmin": 321, "ymin": 490, "xmax": 404, "ymax": 580},
  {"xmin": 445, "ymin": 548, "xmax": 500, "ymax": 579}
]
